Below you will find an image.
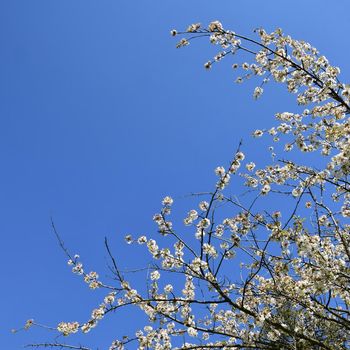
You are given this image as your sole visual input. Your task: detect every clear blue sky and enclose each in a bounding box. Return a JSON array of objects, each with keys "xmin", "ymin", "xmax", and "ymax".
[{"xmin": 1, "ymin": 1, "xmax": 350, "ymax": 349}]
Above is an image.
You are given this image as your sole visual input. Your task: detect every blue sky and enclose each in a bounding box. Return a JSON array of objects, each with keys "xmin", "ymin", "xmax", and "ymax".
[{"xmin": 1, "ymin": 0, "xmax": 350, "ymax": 349}]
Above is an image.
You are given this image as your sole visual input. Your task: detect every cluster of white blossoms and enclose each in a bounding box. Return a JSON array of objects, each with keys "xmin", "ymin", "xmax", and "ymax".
[
  {"xmin": 68, "ymin": 255, "xmax": 104, "ymax": 290},
  {"xmin": 57, "ymin": 321, "xmax": 79, "ymax": 336},
  {"xmin": 151, "ymin": 196, "xmax": 174, "ymax": 235},
  {"xmin": 183, "ymin": 209, "xmax": 198, "ymax": 225},
  {"xmin": 84, "ymin": 271, "xmax": 101, "ymax": 289},
  {"xmin": 23, "ymin": 22, "xmax": 350, "ymax": 350},
  {"xmin": 214, "ymin": 151, "xmax": 244, "ymax": 190}
]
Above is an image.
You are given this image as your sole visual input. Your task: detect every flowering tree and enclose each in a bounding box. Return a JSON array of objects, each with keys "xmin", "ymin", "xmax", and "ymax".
[{"xmin": 18, "ymin": 21, "xmax": 350, "ymax": 350}]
